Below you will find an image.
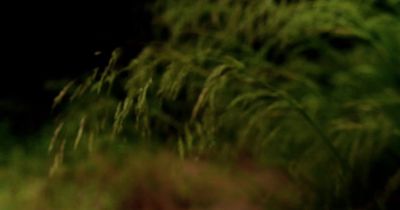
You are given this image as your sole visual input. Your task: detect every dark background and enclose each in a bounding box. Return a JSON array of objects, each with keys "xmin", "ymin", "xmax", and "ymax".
[{"xmin": 1, "ymin": 1, "xmax": 153, "ymax": 137}]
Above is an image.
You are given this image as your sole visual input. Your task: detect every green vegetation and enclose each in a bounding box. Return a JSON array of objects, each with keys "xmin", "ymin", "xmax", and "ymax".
[{"xmin": 1, "ymin": 0, "xmax": 400, "ymax": 209}]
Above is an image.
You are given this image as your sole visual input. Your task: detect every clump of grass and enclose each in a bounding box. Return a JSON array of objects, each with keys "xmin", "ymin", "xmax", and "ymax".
[{"xmin": 50, "ymin": 0, "xmax": 400, "ymax": 209}]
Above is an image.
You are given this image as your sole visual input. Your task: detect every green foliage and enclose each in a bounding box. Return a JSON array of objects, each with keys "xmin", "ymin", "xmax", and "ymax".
[{"xmin": 51, "ymin": 0, "xmax": 400, "ymax": 209}]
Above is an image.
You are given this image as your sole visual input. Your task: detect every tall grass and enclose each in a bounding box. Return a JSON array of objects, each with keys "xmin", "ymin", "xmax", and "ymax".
[{"xmin": 49, "ymin": 0, "xmax": 400, "ymax": 209}]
